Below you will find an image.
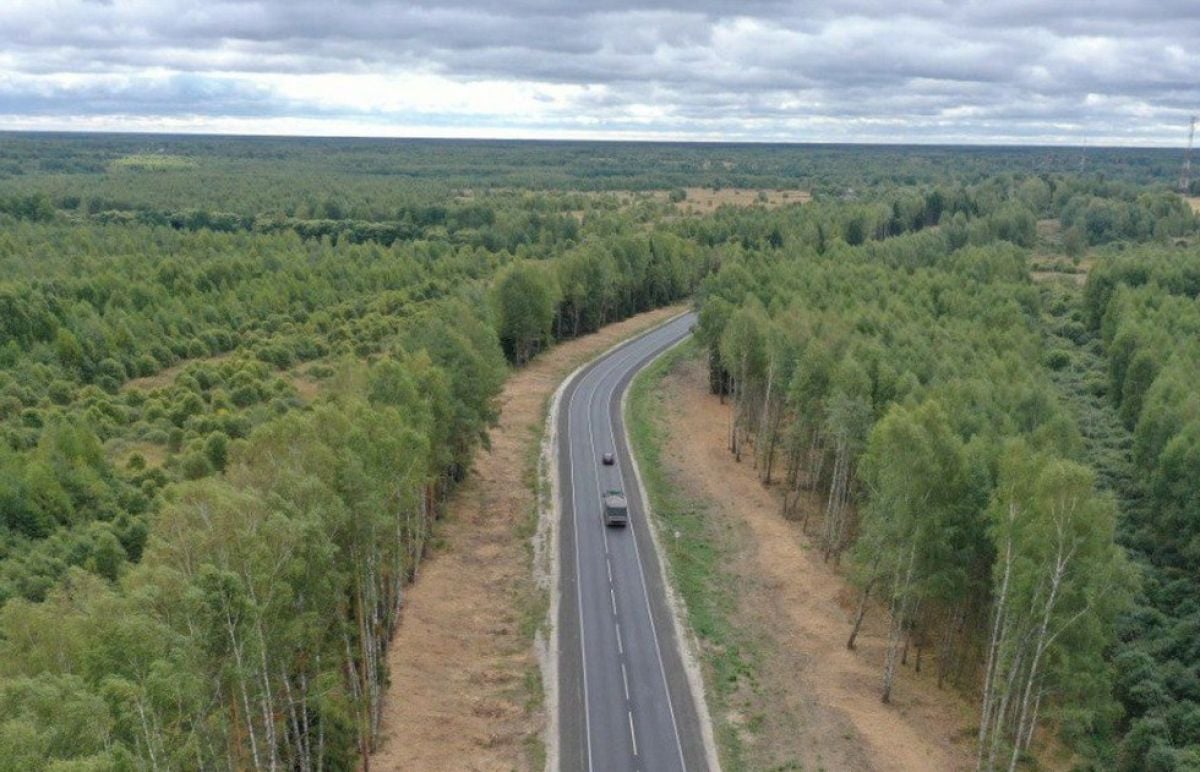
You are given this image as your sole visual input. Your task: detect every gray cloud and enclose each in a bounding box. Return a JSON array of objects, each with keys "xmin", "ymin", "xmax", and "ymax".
[{"xmin": 0, "ymin": 0, "xmax": 1197, "ymax": 143}]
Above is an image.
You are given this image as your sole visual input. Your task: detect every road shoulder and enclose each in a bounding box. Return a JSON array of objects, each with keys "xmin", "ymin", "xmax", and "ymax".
[
  {"xmin": 619, "ymin": 335, "xmax": 722, "ymax": 772},
  {"xmin": 371, "ymin": 305, "xmax": 687, "ymax": 771},
  {"xmin": 627, "ymin": 342, "xmax": 977, "ymax": 772}
]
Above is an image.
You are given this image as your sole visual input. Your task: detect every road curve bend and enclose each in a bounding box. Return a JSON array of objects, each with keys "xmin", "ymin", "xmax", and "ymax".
[{"xmin": 556, "ymin": 312, "xmax": 712, "ymax": 772}]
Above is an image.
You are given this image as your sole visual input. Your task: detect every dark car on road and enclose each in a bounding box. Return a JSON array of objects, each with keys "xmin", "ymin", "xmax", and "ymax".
[{"xmin": 601, "ymin": 451, "xmax": 615, "ymax": 465}]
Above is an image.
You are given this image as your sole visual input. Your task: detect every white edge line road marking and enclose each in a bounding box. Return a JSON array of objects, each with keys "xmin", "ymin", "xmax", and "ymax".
[
  {"xmin": 566, "ymin": 379, "xmax": 595, "ymax": 772},
  {"xmin": 603, "ymin": 327, "xmax": 690, "ymax": 771},
  {"xmin": 568, "ymin": 336, "xmax": 657, "ymax": 768},
  {"xmin": 585, "ymin": 330, "xmax": 676, "ymax": 763},
  {"xmin": 540, "ymin": 369, "xmax": 565, "ymax": 772},
  {"xmin": 546, "ymin": 310, "xmax": 691, "ymax": 772},
  {"xmin": 606, "ymin": 318, "xmax": 706, "ymax": 770},
  {"xmin": 618, "ymin": 329, "xmax": 724, "ymax": 772}
]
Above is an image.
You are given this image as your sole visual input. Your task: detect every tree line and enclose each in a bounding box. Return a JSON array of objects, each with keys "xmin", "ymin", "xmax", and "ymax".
[
  {"xmin": 0, "ymin": 182, "xmax": 706, "ymax": 767},
  {"xmin": 3, "ymin": 133, "xmax": 1190, "ymax": 210},
  {"xmin": 690, "ymin": 179, "xmax": 1193, "ymax": 768},
  {"xmin": 2, "ymin": 137, "xmax": 1195, "ymax": 768},
  {"xmin": 1081, "ymin": 246, "xmax": 1200, "ymax": 768}
]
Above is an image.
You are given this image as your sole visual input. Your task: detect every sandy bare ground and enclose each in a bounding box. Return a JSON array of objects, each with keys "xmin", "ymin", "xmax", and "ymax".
[
  {"xmin": 371, "ymin": 305, "xmax": 687, "ymax": 771},
  {"xmin": 1187, "ymin": 196, "xmax": 1200, "ymax": 214},
  {"xmin": 655, "ymin": 353, "xmax": 977, "ymax": 772}
]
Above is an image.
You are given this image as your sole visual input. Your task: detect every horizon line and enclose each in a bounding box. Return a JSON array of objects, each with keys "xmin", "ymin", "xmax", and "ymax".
[{"xmin": 0, "ymin": 126, "xmax": 1188, "ymax": 152}]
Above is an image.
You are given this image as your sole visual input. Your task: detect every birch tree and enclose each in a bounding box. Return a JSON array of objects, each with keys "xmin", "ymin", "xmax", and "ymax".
[
  {"xmin": 856, "ymin": 400, "xmax": 971, "ymax": 703},
  {"xmin": 976, "ymin": 444, "xmax": 1133, "ymax": 770},
  {"xmin": 718, "ymin": 302, "xmax": 768, "ymax": 462}
]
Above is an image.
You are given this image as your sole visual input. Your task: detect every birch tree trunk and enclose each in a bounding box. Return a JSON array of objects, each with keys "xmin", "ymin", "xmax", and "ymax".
[
  {"xmin": 977, "ymin": 502, "xmax": 1017, "ymax": 769},
  {"xmin": 882, "ymin": 541, "xmax": 918, "ymax": 704},
  {"xmin": 847, "ymin": 565, "xmax": 880, "ymax": 650}
]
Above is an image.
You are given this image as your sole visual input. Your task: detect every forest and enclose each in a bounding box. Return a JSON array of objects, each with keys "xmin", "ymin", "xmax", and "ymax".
[
  {"xmin": 0, "ymin": 133, "xmax": 1198, "ymax": 769},
  {"xmin": 694, "ymin": 173, "xmax": 1200, "ymax": 769},
  {"xmin": 0, "ymin": 136, "xmax": 710, "ymax": 768}
]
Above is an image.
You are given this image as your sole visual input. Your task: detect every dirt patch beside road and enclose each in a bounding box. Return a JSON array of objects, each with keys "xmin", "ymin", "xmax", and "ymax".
[
  {"xmin": 652, "ymin": 351, "xmax": 977, "ymax": 772},
  {"xmin": 371, "ymin": 305, "xmax": 687, "ymax": 771}
]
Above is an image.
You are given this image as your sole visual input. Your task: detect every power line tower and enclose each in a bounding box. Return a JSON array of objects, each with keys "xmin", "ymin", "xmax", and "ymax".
[{"xmin": 1181, "ymin": 115, "xmax": 1197, "ymax": 193}]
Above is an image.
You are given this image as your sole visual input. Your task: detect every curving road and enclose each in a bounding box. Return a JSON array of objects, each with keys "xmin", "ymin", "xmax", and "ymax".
[{"xmin": 557, "ymin": 312, "xmax": 711, "ymax": 772}]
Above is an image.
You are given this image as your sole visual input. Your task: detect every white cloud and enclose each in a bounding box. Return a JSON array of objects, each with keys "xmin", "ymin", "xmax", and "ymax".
[{"xmin": 0, "ymin": 0, "xmax": 1197, "ymax": 143}]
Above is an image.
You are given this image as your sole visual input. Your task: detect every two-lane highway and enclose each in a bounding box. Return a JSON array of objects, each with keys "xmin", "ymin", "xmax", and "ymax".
[{"xmin": 557, "ymin": 312, "xmax": 711, "ymax": 772}]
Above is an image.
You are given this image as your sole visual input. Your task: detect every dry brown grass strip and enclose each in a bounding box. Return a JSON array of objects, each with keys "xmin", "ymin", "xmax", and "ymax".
[{"xmin": 371, "ymin": 305, "xmax": 687, "ymax": 771}]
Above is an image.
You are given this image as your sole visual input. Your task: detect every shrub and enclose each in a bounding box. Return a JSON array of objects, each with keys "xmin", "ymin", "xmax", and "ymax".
[
  {"xmin": 230, "ymin": 383, "xmax": 260, "ymax": 408},
  {"xmin": 186, "ymin": 338, "xmax": 208, "ymax": 358},
  {"xmin": 179, "ymin": 451, "xmax": 213, "ymax": 481},
  {"xmin": 96, "ymin": 358, "xmax": 127, "ymax": 382},
  {"xmin": 1061, "ymin": 320, "xmax": 1089, "ymax": 345},
  {"xmin": 221, "ymin": 414, "xmax": 252, "ymax": 439},
  {"xmin": 204, "ymin": 432, "xmax": 229, "ymax": 472},
  {"xmin": 256, "ymin": 344, "xmax": 294, "ymax": 369},
  {"xmin": 0, "ymin": 396, "xmax": 21, "ymax": 419},
  {"xmin": 48, "ymin": 381, "xmax": 74, "ymax": 406},
  {"xmin": 169, "ymin": 392, "xmax": 204, "ymax": 426},
  {"xmin": 95, "ymin": 375, "xmax": 120, "ymax": 395},
  {"xmin": 142, "ymin": 400, "xmax": 166, "ymax": 423},
  {"xmin": 134, "ymin": 354, "xmax": 158, "ymax": 377},
  {"xmin": 150, "ymin": 344, "xmax": 175, "ymax": 367}
]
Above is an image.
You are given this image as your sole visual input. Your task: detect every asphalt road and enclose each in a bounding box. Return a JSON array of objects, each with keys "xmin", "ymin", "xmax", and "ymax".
[{"xmin": 557, "ymin": 312, "xmax": 710, "ymax": 772}]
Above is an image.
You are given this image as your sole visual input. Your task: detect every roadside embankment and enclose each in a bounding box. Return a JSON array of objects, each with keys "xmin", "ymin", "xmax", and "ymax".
[
  {"xmin": 628, "ymin": 341, "xmax": 977, "ymax": 772},
  {"xmin": 371, "ymin": 305, "xmax": 687, "ymax": 771}
]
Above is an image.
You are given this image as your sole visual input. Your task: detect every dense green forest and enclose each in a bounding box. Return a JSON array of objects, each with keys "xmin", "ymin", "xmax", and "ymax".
[
  {"xmin": 1079, "ymin": 249, "xmax": 1200, "ymax": 770},
  {"xmin": 693, "ymin": 176, "xmax": 1199, "ymax": 768},
  {"xmin": 0, "ymin": 134, "xmax": 1197, "ymax": 769},
  {"xmin": 0, "ymin": 136, "xmax": 711, "ymax": 768},
  {"xmin": 2, "ymin": 132, "xmax": 1195, "ymax": 212}
]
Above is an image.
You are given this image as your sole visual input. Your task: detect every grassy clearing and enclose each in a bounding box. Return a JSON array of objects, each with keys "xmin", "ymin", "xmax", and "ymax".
[
  {"xmin": 1038, "ymin": 279, "xmax": 1138, "ymax": 499},
  {"xmin": 673, "ymin": 187, "xmax": 811, "ymax": 214},
  {"xmin": 121, "ymin": 352, "xmax": 236, "ymax": 393},
  {"xmin": 627, "ymin": 338, "xmax": 759, "ymax": 771},
  {"xmin": 110, "ymin": 154, "xmax": 197, "ymax": 172},
  {"xmin": 105, "ymin": 439, "xmax": 169, "ymax": 471}
]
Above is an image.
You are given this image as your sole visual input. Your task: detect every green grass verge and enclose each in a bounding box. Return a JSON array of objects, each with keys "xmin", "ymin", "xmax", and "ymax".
[{"xmin": 627, "ymin": 338, "xmax": 758, "ymax": 771}]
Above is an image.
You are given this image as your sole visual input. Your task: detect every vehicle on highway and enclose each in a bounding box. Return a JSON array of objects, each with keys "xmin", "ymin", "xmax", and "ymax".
[
  {"xmin": 602, "ymin": 489, "xmax": 628, "ymax": 526},
  {"xmin": 601, "ymin": 451, "xmax": 615, "ymax": 465}
]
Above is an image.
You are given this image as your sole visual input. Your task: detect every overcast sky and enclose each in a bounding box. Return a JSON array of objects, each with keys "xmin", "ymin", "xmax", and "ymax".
[{"xmin": 1, "ymin": 0, "xmax": 1197, "ymax": 144}]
